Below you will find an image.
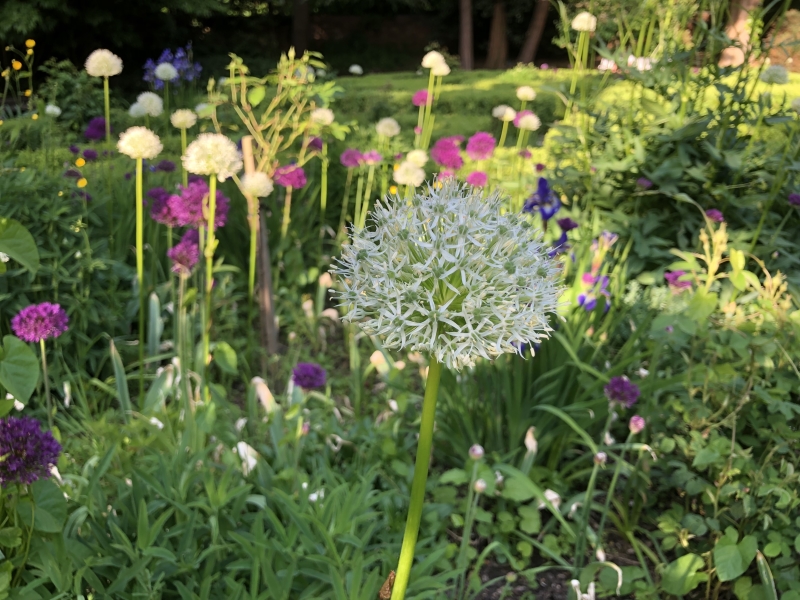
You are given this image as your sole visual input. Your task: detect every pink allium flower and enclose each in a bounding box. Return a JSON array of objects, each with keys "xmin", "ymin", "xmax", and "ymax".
[
  {"xmin": 167, "ymin": 229, "xmax": 200, "ymax": 274},
  {"xmin": 465, "ymin": 171, "xmax": 488, "ymax": 187},
  {"xmin": 412, "ymin": 89, "xmax": 429, "ymax": 107},
  {"xmin": 466, "ymin": 132, "xmax": 496, "ymax": 161},
  {"xmin": 274, "ymin": 164, "xmax": 307, "ymax": 189},
  {"xmin": 535, "ymin": 163, "xmax": 546, "ymax": 172},
  {"xmin": 340, "ymin": 149, "xmax": 362, "ymax": 168},
  {"xmin": 147, "ymin": 187, "xmax": 179, "ymax": 226},
  {"xmin": 513, "ymin": 110, "xmax": 532, "ymax": 128},
  {"xmin": 629, "ymin": 415, "xmax": 645, "ymax": 435},
  {"xmin": 362, "ymin": 150, "xmax": 382, "ymax": 165},
  {"xmin": 705, "ymin": 209, "xmax": 724, "ymax": 223},
  {"xmin": 167, "ymin": 179, "xmax": 230, "ymax": 229},
  {"xmin": 430, "ymin": 137, "xmax": 463, "ymax": 170},
  {"xmin": 12, "ymin": 303, "xmax": 69, "ymax": 343}
]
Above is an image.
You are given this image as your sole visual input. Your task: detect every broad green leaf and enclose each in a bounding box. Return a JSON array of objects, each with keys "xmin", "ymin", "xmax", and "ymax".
[
  {"xmin": 16, "ymin": 480, "xmax": 67, "ymax": 533},
  {"xmin": 729, "ymin": 248, "xmax": 745, "ymax": 271},
  {"xmin": 438, "ymin": 468, "xmax": 467, "ymax": 485},
  {"xmin": 714, "ymin": 531, "xmax": 757, "ymax": 582},
  {"xmin": 110, "ymin": 340, "xmax": 131, "ymax": 422},
  {"xmin": 0, "ymin": 218, "xmax": 39, "ymax": 273},
  {"xmin": 662, "ymin": 553, "xmax": 707, "ymax": 596},
  {"xmin": 0, "ymin": 527, "xmax": 21, "ymax": 549},
  {"xmin": 685, "ymin": 289, "xmax": 718, "ymax": 323},
  {"xmin": 247, "ymin": 85, "xmax": 266, "ymax": 107},
  {"xmin": 213, "ymin": 341, "xmax": 238, "ymax": 375},
  {"xmin": 0, "ymin": 335, "xmax": 39, "ymax": 403}
]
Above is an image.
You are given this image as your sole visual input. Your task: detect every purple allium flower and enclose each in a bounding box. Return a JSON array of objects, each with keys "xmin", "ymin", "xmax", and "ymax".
[
  {"xmin": 535, "ymin": 163, "xmax": 546, "ymax": 172},
  {"xmin": 465, "ymin": 171, "xmax": 488, "ymax": 187},
  {"xmin": 84, "ymin": 117, "xmax": 107, "ymax": 141},
  {"xmin": 577, "ymin": 273, "xmax": 610, "ymax": 311},
  {"xmin": 11, "ymin": 303, "xmax": 69, "ymax": 343},
  {"xmin": 440, "ymin": 169, "xmax": 455, "ymax": 180},
  {"xmin": 83, "ymin": 149, "xmax": 98, "ymax": 162},
  {"xmin": 519, "ymin": 149, "xmax": 532, "ymax": 159},
  {"xmin": 308, "ymin": 136, "xmax": 323, "ymax": 152},
  {"xmin": 292, "ymin": 362, "xmax": 327, "ymax": 390},
  {"xmin": 604, "ymin": 376, "xmax": 640, "ymax": 408},
  {"xmin": 629, "ymin": 415, "xmax": 645, "ymax": 435},
  {"xmin": 466, "ymin": 132, "xmax": 496, "ymax": 161},
  {"xmin": 665, "ymin": 270, "xmax": 692, "ymax": 291},
  {"xmin": 788, "ymin": 193, "xmax": 800, "ymax": 206},
  {"xmin": 0, "ymin": 417, "xmax": 61, "ymax": 485},
  {"xmin": 636, "ymin": 177, "xmax": 653, "ymax": 189},
  {"xmin": 125, "ymin": 172, "xmax": 132, "ymax": 180},
  {"xmin": 412, "ymin": 89, "xmax": 429, "ymax": 107},
  {"xmin": 167, "ymin": 229, "xmax": 200, "ymax": 274},
  {"xmin": 68, "ymin": 145, "xmax": 80, "ymax": 155},
  {"xmin": 524, "ymin": 177, "xmax": 560, "ymax": 220},
  {"xmin": 340, "ymin": 149, "xmax": 362, "ymax": 168},
  {"xmin": 64, "ymin": 168, "xmax": 81, "ymax": 178},
  {"xmin": 705, "ymin": 209, "xmax": 724, "ymax": 222},
  {"xmin": 154, "ymin": 159, "xmax": 176, "ymax": 173},
  {"xmin": 167, "ymin": 180, "xmax": 230, "ymax": 229},
  {"xmin": 274, "ymin": 164, "xmax": 307, "ymax": 188},
  {"xmin": 557, "ymin": 217, "xmax": 578, "ymax": 231},
  {"xmin": 147, "ymin": 187, "xmax": 179, "ymax": 226},
  {"xmin": 430, "ymin": 137, "xmax": 463, "ymax": 170},
  {"xmin": 362, "ymin": 150, "xmax": 382, "ymax": 165}
]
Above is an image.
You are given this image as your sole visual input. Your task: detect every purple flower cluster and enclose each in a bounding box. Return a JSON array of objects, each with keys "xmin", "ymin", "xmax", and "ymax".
[
  {"xmin": 150, "ymin": 160, "xmax": 176, "ymax": 173},
  {"xmin": 665, "ymin": 270, "xmax": 692, "ymax": 292},
  {"xmin": 83, "ymin": 149, "xmax": 98, "ymax": 162},
  {"xmin": 636, "ymin": 177, "xmax": 653, "ymax": 189},
  {"xmin": 84, "ymin": 117, "xmax": 107, "ymax": 141},
  {"xmin": 412, "ymin": 89, "xmax": 429, "ymax": 107},
  {"xmin": 466, "ymin": 132, "xmax": 496, "ymax": 161},
  {"xmin": 604, "ymin": 376, "xmax": 640, "ymax": 408},
  {"xmin": 788, "ymin": 193, "xmax": 800, "ymax": 206},
  {"xmin": 12, "ymin": 303, "xmax": 69, "ymax": 343},
  {"xmin": 524, "ymin": 177, "xmax": 561, "ymax": 220},
  {"xmin": 167, "ymin": 230, "xmax": 200, "ymax": 274},
  {"xmin": 705, "ymin": 209, "xmax": 724, "ymax": 223},
  {"xmin": 0, "ymin": 417, "xmax": 61, "ymax": 485},
  {"xmin": 362, "ymin": 150, "xmax": 382, "ymax": 165},
  {"xmin": 307, "ymin": 136, "xmax": 323, "ymax": 152},
  {"xmin": 147, "ymin": 187, "xmax": 179, "ymax": 226},
  {"xmin": 167, "ymin": 179, "xmax": 230, "ymax": 229},
  {"xmin": 431, "ymin": 136, "xmax": 464, "ymax": 170},
  {"xmin": 292, "ymin": 362, "xmax": 327, "ymax": 390},
  {"xmin": 466, "ymin": 171, "xmax": 487, "ymax": 187},
  {"xmin": 340, "ymin": 149, "xmax": 362, "ymax": 168},
  {"xmin": 274, "ymin": 164, "xmax": 307, "ymax": 188},
  {"xmin": 143, "ymin": 44, "xmax": 202, "ymax": 90}
]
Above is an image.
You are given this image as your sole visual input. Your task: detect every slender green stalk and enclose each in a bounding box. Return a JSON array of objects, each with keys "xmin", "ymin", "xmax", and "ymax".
[
  {"xmin": 421, "ymin": 69, "xmax": 436, "ymax": 150},
  {"xmin": 320, "ymin": 142, "xmax": 329, "ymax": 226},
  {"xmin": 574, "ymin": 461, "xmax": 600, "ymax": 575},
  {"xmin": 248, "ymin": 213, "xmax": 258, "ymax": 299},
  {"xmin": 103, "ymin": 77, "xmax": 111, "ymax": 145},
  {"xmin": 39, "ymin": 339, "xmax": 52, "ymax": 429},
  {"xmin": 338, "ymin": 168, "xmax": 353, "ymax": 239},
  {"xmin": 180, "ymin": 128, "xmax": 188, "ymax": 187},
  {"xmin": 415, "ymin": 104, "xmax": 425, "ymax": 148},
  {"xmin": 203, "ymin": 176, "xmax": 218, "ymax": 402},
  {"xmin": 391, "ymin": 357, "xmax": 443, "ymax": 600},
  {"xmin": 360, "ymin": 165, "xmax": 376, "ymax": 229},
  {"xmin": 135, "ymin": 158, "xmax": 145, "ymax": 400},
  {"xmin": 595, "ymin": 434, "xmax": 632, "ymax": 551},
  {"xmin": 280, "ymin": 186, "xmax": 293, "ymax": 242},
  {"xmin": 353, "ymin": 171, "xmax": 365, "ymax": 230},
  {"xmin": 498, "ymin": 121, "xmax": 510, "ymax": 148},
  {"xmin": 164, "ymin": 81, "xmax": 170, "ymax": 116}
]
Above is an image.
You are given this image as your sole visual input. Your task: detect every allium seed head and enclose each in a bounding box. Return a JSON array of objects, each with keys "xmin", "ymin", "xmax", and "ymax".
[
  {"xmin": 154, "ymin": 62, "xmax": 179, "ymax": 81},
  {"xmin": 516, "ymin": 86, "xmax": 536, "ymax": 101},
  {"xmin": 117, "ymin": 126, "xmax": 163, "ymax": 159},
  {"xmin": 240, "ymin": 172, "xmax": 274, "ymax": 197},
  {"xmin": 85, "ymin": 49, "xmax": 123, "ymax": 77},
  {"xmin": 376, "ymin": 117, "xmax": 401, "ymax": 138},
  {"xmin": 182, "ymin": 133, "xmax": 242, "ymax": 181},
  {"xmin": 170, "ymin": 109, "xmax": 197, "ymax": 130},
  {"xmin": 137, "ymin": 92, "xmax": 163, "ymax": 117}
]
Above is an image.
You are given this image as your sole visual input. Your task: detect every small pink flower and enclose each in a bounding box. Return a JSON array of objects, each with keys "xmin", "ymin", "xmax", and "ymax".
[
  {"xmin": 274, "ymin": 164, "xmax": 307, "ymax": 189},
  {"xmin": 466, "ymin": 171, "xmax": 488, "ymax": 187},
  {"xmin": 414, "ymin": 126, "xmax": 422, "ymax": 135},
  {"xmin": 629, "ymin": 415, "xmax": 645, "ymax": 435},
  {"xmin": 412, "ymin": 89, "xmax": 429, "ymax": 107},
  {"xmin": 466, "ymin": 132, "xmax": 496, "ymax": 161}
]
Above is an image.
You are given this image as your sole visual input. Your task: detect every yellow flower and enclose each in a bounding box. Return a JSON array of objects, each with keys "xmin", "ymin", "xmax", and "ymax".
[
  {"xmin": 31, "ymin": 114, "xmax": 38, "ymax": 120},
  {"xmin": 20, "ymin": 167, "xmax": 25, "ymax": 172},
  {"xmin": 0, "ymin": 120, "xmax": 3, "ymax": 126},
  {"xmin": 1, "ymin": 70, "xmax": 8, "ymax": 78},
  {"xmin": 24, "ymin": 89, "xmax": 31, "ymax": 97},
  {"xmin": 26, "ymin": 49, "xmax": 33, "ymax": 56},
  {"xmin": 393, "ymin": 163, "xmax": 400, "ymax": 172},
  {"xmin": 75, "ymin": 158, "xmax": 86, "ymax": 167},
  {"xmin": 389, "ymin": 185, "xmax": 398, "ymax": 195},
  {"xmin": 11, "ymin": 60, "xmax": 22, "ymax": 71},
  {"xmin": 58, "ymin": 191, "xmax": 63, "ymax": 197},
  {"xmin": 25, "ymin": 40, "xmax": 35, "ymax": 48},
  {"xmin": 77, "ymin": 178, "xmax": 88, "ymax": 188}
]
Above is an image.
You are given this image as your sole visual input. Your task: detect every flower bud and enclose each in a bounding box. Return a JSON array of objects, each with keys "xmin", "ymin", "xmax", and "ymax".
[
  {"xmin": 594, "ymin": 452, "xmax": 607, "ymax": 466},
  {"xmin": 469, "ymin": 444, "xmax": 485, "ymax": 460},
  {"xmin": 596, "ymin": 547, "xmax": 606, "ymax": 562},
  {"xmin": 524, "ymin": 427, "xmax": 537, "ymax": 455},
  {"xmin": 629, "ymin": 415, "xmax": 645, "ymax": 435},
  {"xmin": 473, "ymin": 479, "xmax": 487, "ymax": 494}
]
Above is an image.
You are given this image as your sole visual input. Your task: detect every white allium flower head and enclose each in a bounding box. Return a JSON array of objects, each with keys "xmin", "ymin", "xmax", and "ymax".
[
  {"xmin": 85, "ymin": 49, "xmax": 123, "ymax": 77},
  {"xmin": 516, "ymin": 86, "xmax": 536, "ymax": 101},
  {"xmin": 128, "ymin": 102, "xmax": 147, "ymax": 118},
  {"xmin": 182, "ymin": 132, "xmax": 243, "ymax": 181},
  {"xmin": 331, "ymin": 179, "xmax": 562, "ymax": 370},
  {"xmin": 349, "ymin": 64, "xmax": 363, "ymax": 75},
  {"xmin": 393, "ymin": 161, "xmax": 426, "ymax": 187},
  {"xmin": 376, "ymin": 117, "xmax": 401, "ymax": 138},
  {"xmin": 137, "ymin": 91, "xmax": 163, "ymax": 117},
  {"xmin": 170, "ymin": 108, "xmax": 197, "ymax": 129},
  {"xmin": 421, "ymin": 51, "xmax": 446, "ymax": 69},
  {"xmin": 45, "ymin": 104, "xmax": 61, "ymax": 117},
  {"xmin": 571, "ymin": 11, "xmax": 597, "ymax": 32},
  {"xmin": 240, "ymin": 172, "xmax": 274, "ymax": 197},
  {"xmin": 154, "ymin": 62, "xmax": 179, "ymax": 81},
  {"xmin": 792, "ymin": 97, "xmax": 800, "ymax": 113},
  {"xmin": 518, "ymin": 112, "xmax": 542, "ymax": 131},
  {"xmin": 310, "ymin": 107, "xmax": 335, "ymax": 126},
  {"xmin": 760, "ymin": 65, "xmax": 789, "ymax": 85},
  {"xmin": 407, "ymin": 149, "xmax": 428, "ymax": 168},
  {"xmin": 117, "ymin": 126, "xmax": 163, "ymax": 159},
  {"xmin": 493, "ymin": 104, "xmax": 517, "ymax": 122},
  {"xmin": 432, "ymin": 62, "xmax": 451, "ymax": 77}
]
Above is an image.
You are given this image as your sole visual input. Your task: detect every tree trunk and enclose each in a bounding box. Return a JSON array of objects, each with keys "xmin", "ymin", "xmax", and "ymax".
[
  {"xmin": 459, "ymin": 0, "xmax": 474, "ymax": 70},
  {"xmin": 518, "ymin": 0, "xmax": 550, "ymax": 64},
  {"xmin": 292, "ymin": 0, "xmax": 310, "ymax": 55},
  {"xmin": 485, "ymin": 0, "xmax": 508, "ymax": 69},
  {"xmin": 718, "ymin": 0, "xmax": 763, "ymax": 67}
]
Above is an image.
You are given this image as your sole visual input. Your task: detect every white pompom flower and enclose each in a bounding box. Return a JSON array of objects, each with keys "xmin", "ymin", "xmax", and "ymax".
[
  {"xmin": 492, "ymin": 105, "xmax": 517, "ymax": 122},
  {"xmin": 407, "ymin": 149, "xmax": 428, "ymax": 168},
  {"xmin": 393, "ymin": 161, "xmax": 425, "ymax": 187},
  {"xmin": 240, "ymin": 172, "xmax": 274, "ymax": 197},
  {"xmin": 170, "ymin": 109, "xmax": 197, "ymax": 130},
  {"xmin": 155, "ymin": 62, "xmax": 178, "ymax": 81},
  {"xmin": 85, "ymin": 49, "xmax": 123, "ymax": 77},
  {"xmin": 182, "ymin": 133, "xmax": 243, "ymax": 181},
  {"xmin": 516, "ymin": 86, "xmax": 536, "ymax": 101},
  {"xmin": 571, "ymin": 12, "xmax": 597, "ymax": 32},
  {"xmin": 760, "ymin": 65, "xmax": 789, "ymax": 85},
  {"xmin": 331, "ymin": 179, "xmax": 562, "ymax": 370},
  {"xmin": 129, "ymin": 103, "xmax": 147, "ymax": 118},
  {"xmin": 432, "ymin": 62, "xmax": 451, "ymax": 77},
  {"xmin": 137, "ymin": 92, "xmax": 163, "ymax": 117},
  {"xmin": 117, "ymin": 126, "xmax": 163, "ymax": 160},
  {"xmin": 376, "ymin": 117, "xmax": 401, "ymax": 138},
  {"xmin": 45, "ymin": 104, "xmax": 61, "ymax": 117},
  {"xmin": 421, "ymin": 51, "xmax": 446, "ymax": 69},
  {"xmin": 349, "ymin": 64, "xmax": 363, "ymax": 75},
  {"xmin": 518, "ymin": 113, "xmax": 541, "ymax": 131},
  {"xmin": 310, "ymin": 107, "xmax": 335, "ymax": 126}
]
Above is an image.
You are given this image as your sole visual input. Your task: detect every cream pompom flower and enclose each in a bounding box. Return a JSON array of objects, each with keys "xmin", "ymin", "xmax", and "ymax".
[
  {"xmin": 310, "ymin": 107, "xmax": 335, "ymax": 126},
  {"xmin": 376, "ymin": 117, "xmax": 401, "ymax": 138},
  {"xmin": 393, "ymin": 161, "xmax": 425, "ymax": 187},
  {"xmin": 154, "ymin": 62, "xmax": 178, "ymax": 81},
  {"xmin": 85, "ymin": 49, "xmax": 123, "ymax": 77},
  {"xmin": 517, "ymin": 112, "xmax": 541, "ymax": 131},
  {"xmin": 182, "ymin": 133, "xmax": 243, "ymax": 181},
  {"xmin": 421, "ymin": 51, "xmax": 446, "ymax": 69},
  {"xmin": 137, "ymin": 92, "xmax": 163, "ymax": 117},
  {"xmin": 349, "ymin": 64, "xmax": 363, "ymax": 75},
  {"xmin": 170, "ymin": 109, "xmax": 197, "ymax": 130},
  {"xmin": 45, "ymin": 104, "xmax": 61, "ymax": 117},
  {"xmin": 129, "ymin": 103, "xmax": 147, "ymax": 118},
  {"xmin": 117, "ymin": 126, "xmax": 163, "ymax": 159},
  {"xmin": 571, "ymin": 11, "xmax": 597, "ymax": 32},
  {"xmin": 492, "ymin": 105, "xmax": 517, "ymax": 122},
  {"xmin": 432, "ymin": 62, "xmax": 451, "ymax": 77},
  {"xmin": 516, "ymin": 86, "xmax": 536, "ymax": 101},
  {"xmin": 240, "ymin": 172, "xmax": 274, "ymax": 197},
  {"xmin": 407, "ymin": 149, "xmax": 428, "ymax": 168},
  {"xmin": 331, "ymin": 179, "xmax": 562, "ymax": 371}
]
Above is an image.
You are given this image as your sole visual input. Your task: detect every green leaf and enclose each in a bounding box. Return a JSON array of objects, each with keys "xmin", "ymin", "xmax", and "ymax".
[
  {"xmin": 213, "ymin": 341, "xmax": 238, "ymax": 375},
  {"xmin": 16, "ymin": 480, "xmax": 67, "ymax": 533},
  {"xmin": 0, "ymin": 527, "xmax": 21, "ymax": 548},
  {"xmin": 685, "ymin": 289, "xmax": 718, "ymax": 322},
  {"xmin": 438, "ymin": 468, "xmax": 467, "ymax": 485},
  {"xmin": 518, "ymin": 504, "xmax": 541, "ymax": 535},
  {"xmin": 147, "ymin": 293, "xmax": 162, "ymax": 358},
  {"xmin": 0, "ymin": 335, "xmax": 39, "ymax": 403},
  {"xmin": 110, "ymin": 340, "xmax": 131, "ymax": 422},
  {"xmin": 756, "ymin": 551, "xmax": 778, "ymax": 600},
  {"xmin": 247, "ymin": 85, "xmax": 266, "ymax": 107},
  {"xmin": 662, "ymin": 553, "xmax": 707, "ymax": 596},
  {"xmin": 713, "ymin": 531, "xmax": 757, "ymax": 582},
  {"xmin": 692, "ymin": 448, "xmax": 722, "ymax": 470},
  {"xmin": 0, "ymin": 217, "xmax": 39, "ymax": 273},
  {"xmin": 762, "ymin": 542, "xmax": 780, "ymax": 558}
]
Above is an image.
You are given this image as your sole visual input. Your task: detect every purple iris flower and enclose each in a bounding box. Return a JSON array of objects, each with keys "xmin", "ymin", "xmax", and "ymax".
[{"xmin": 524, "ymin": 177, "xmax": 561, "ymax": 220}]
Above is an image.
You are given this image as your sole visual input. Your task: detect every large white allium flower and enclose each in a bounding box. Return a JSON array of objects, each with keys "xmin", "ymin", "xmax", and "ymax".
[
  {"xmin": 407, "ymin": 149, "xmax": 428, "ymax": 168},
  {"xmin": 240, "ymin": 172, "xmax": 274, "ymax": 197},
  {"xmin": 376, "ymin": 117, "xmax": 401, "ymax": 138},
  {"xmin": 393, "ymin": 161, "xmax": 426, "ymax": 187},
  {"xmin": 432, "ymin": 62, "xmax": 451, "ymax": 77},
  {"xmin": 182, "ymin": 133, "xmax": 243, "ymax": 181},
  {"xmin": 45, "ymin": 104, "xmax": 61, "ymax": 117},
  {"xmin": 170, "ymin": 109, "xmax": 197, "ymax": 129},
  {"xmin": 760, "ymin": 65, "xmax": 789, "ymax": 85},
  {"xmin": 128, "ymin": 102, "xmax": 147, "ymax": 118},
  {"xmin": 332, "ymin": 180, "xmax": 562, "ymax": 370},
  {"xmin": 421, "ymin": 51, "xmax": 446, "ymax": 69},
  {"xmin": 349, "ymin": 64, "xmax": 363, "ymax": 75},
  {"xmin": 516, "ymin": 86, "xmax": 536, "ymax": 101},
  {"xmin": 137, "ymin": 92, "xmax": 163, "ymax": 117},
  {"xmin": 310, "ymin": 107, "xmax": 335, "ymax": 126},
  {"xmin": 85, "ymin": 49, "xmax": 123, "ymax": 77},
  {"xmin": 792, "ymin": 97, "xmax": 800, "ymax": 113},
  {"xmin": 517, "ymin": 112, "xmax": 541, "ymax": 131},
  {"xmin": 492, "ymin": 104, "xmax": 517, "ymax": 122},
  {"xmin": 155, "ymin": 62, "xmax": 179, "ymax": 81},
  {"xmin": 117, "ymin": 126, "xmax": 163, "ymax": 159},
  {"xmin": 571, "ymin": 11, "xmax": 597, "ymax": 32}
]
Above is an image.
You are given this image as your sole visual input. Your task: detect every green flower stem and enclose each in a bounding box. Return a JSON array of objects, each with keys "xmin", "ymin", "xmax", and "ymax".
[
  {"xmin": 338, "ymin": 168, "xmax": 353, "ymax": 240},
  {"xmin": 180, "ymin": 128, "xmax": 188, "ymax": 187},
  {"xmin": 39, "ymin": 339, "xmax": 52, "ymax": 429},
  {"xmin": 203, "ymin": 176, "xmax": 218, "ymax": 402},
  {"xmin": 498, "ymin": 121, "xmax": 509, "ymax": 148},
  {"xmin": 353, "ymin": 171, "xmax": 365, "ymax": 230},
  {"xmin": 280, "ymin": 185, "xmax": 293, "ymax": 242},
  {"xmin": 248, "ymin": 213, "xmax": 258, "ymax": 299},
  {"xmin": 164, "ymin": 81, "xmax": 170, "ymax": 117},
  {"xmin": 391, "ymin": 356, "xmax": 443, "ymax": 600},
  {"xmin": 320, "ymin": 142, "xmax": 329, "ymax": 227},
  {"xmin": 574, "ymin": 460, "xmax": 600, "ymax": 576},
  {"xmin": 421, "ymin": 69, "xmax": 436, "ymax": 150},
  {"xmin": 360, "ymin": 165, "xmax": 376, "ymax": 229},
  {"xmin": 595, "ymin": 432, "xmax": 632, "ymax": 552},
  {"xmin": 103, "ymin": 77, "xmax": 111, "ymax": 145},
  {"xmin": 415, "ymin": 105, "xmax": 425, "ymax": 148},
  {"xmin": 135, "ymin": 157, "xmax": 146, "ymax": 400}
]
